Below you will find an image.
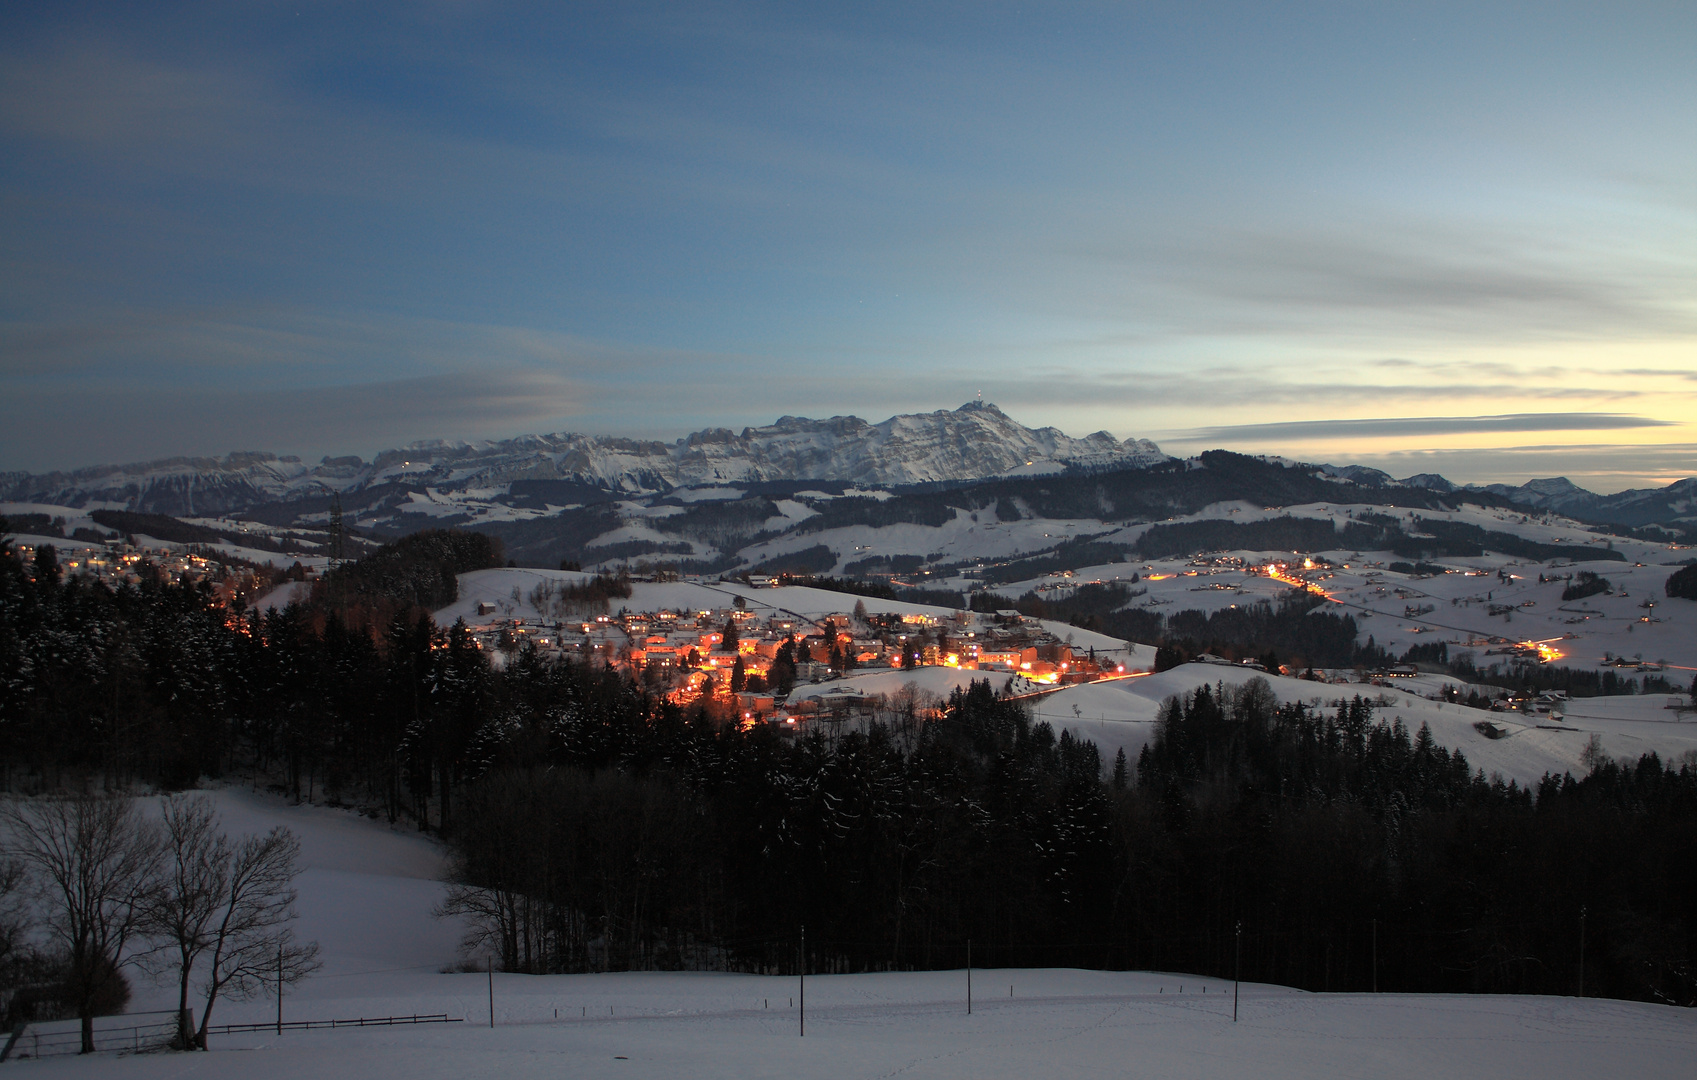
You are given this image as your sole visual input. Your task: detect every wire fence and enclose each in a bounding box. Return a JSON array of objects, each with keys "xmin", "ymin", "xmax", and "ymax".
[
  {"xmin": 1, "ymin": 1011, "xmax": 466, "ymax": 1062},
  {"xmin": 2, "ymin": 1012, "xmax": 181, "ymax": 1061},
  {"xmin": 205, "ymin": 1013, "xmax": 464, "ymax": 1035}
]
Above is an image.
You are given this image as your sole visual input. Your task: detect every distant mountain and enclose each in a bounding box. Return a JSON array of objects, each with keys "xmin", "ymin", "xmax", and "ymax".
[
  {"xmin": 1308, "ymin": 467, "xmax": 1695, "ymax": 531},
  {"xmin": 1474, "ymin": 476, "xmax": 1697, "ymax": 528},
  {"xmin": 1400, "ymin": 473, "xmax": 1457, "ymax": 492},
  {"xmin": 0, "ymin": 402, "xmax": 1168, "ymax": 516},
  {"xmin": 1315, "ymin": 464, "xmax": 1398, "ymax": 487}
]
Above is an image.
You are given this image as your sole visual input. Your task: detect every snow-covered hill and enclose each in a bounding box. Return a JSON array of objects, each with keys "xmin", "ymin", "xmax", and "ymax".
[
  {"xmin": 1034, "ymin": 665, "xmax": 1697, "ymax": 790},
  {"xmin": 56, "ymin": 780, "xmax": 1697, "ymax": 1080},
  {"xmin": 0, "ymin": 403, "xmax": 1167, "ymax": 515}
]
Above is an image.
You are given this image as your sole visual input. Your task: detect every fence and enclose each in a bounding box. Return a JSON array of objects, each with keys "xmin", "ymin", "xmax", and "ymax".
[
  {"xmin": 2, "ymin": 1011, "xmax": 183, "ymax": 1061},
  {"xmin": 1, "ymin": 1012, "xmax": 463, "ymax": 1061},
  {"xmin": 205, "ymin": 1013, "xmax": 463, "ymax": 1035}
]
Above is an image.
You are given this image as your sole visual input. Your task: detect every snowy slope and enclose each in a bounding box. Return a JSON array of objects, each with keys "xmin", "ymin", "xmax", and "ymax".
[
  {"xmin": 963, "ymin": 499, "xmax": 1697, "ymax": 675},
  {"xmin": 432, "ymin": 568, "xmax": 1697, "ymax": 786},
  {"xmin": 1036, "ymin": 666, "xmax": 1697, "ymax": 789},
  {"xmin": 46, "ymin": 787, "xmax": 1691, "ymax": 1078},
  {"xmin": 440, "ymin": 569, "xmax": 1143, "ymax": 661}
]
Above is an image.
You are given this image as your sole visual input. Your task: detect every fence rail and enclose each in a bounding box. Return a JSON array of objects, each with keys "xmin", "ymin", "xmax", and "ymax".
[
  {"xmin": 2, "ymin": 1015, "xmax": 180, "ymax": 1061},
  {"xmin": 2, "ymin": 1012, "xmax": 463, "ymax": 1061},
  {"xmin": 205, "ymin": 1013, "xmax": 463, "ymax": 1035}
]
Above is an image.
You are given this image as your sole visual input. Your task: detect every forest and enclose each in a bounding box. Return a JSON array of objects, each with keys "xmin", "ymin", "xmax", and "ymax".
[{"xmin": 2, "ymin": 531, "xmax": 1695, "ymax": 1012}]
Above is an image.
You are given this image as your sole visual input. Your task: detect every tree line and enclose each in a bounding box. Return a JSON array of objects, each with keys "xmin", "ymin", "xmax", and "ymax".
[
  {"xmin": 434, "ymin": 675, "xmax": 1697, "ymax": 1008},
  {"xmin": 4, "ymin": 531, "xmax": 1694, "ymax": 1011}
]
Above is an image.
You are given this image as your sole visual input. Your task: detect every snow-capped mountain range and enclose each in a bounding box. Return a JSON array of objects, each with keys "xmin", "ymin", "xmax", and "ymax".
[
  {"xmin": 0, "ymin": 403, "xmax": 1167, "ymax": 516},
  {"xmin": 2, "ymin": 401, "xmax": 1691, "ymax": 535}
]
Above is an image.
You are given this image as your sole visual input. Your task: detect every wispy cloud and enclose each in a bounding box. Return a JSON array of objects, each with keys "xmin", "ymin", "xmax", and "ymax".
[
  {"xmin": 1346, "ymin": 443, "xmax": 1697, "ymax": 494},
  {"xmin": 0, "ymin": 368, "xmax": 585, "ymax": 473},
  {"xmin": 2, "ymin": 6, "xmax": 1695, "ymax": 477},
  {"xmin": 1168, "ymin": 413, "xmax": 1679, "ymax": 444}
]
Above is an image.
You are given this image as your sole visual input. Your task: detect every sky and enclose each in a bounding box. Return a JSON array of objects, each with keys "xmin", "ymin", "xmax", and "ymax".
[{"xmin": 1, "ymin": 2, "xmax": 1693, "ymax": 493}]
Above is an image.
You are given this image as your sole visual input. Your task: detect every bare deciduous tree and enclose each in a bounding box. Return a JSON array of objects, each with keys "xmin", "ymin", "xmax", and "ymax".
[
  {"xmin": 2, "ymin": 793, "xmax": 161, "ymax": 1053},
  {"xmin": 148, "ymin": 794, "xmax": 319, "ymax": 1048},
  {"xmin": 0, "ymin": 854, "xmax": 29, "ymax": 992}
]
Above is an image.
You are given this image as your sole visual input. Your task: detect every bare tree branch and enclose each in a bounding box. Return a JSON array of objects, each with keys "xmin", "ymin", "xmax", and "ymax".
[
  {"xmin": 146, "ymin": 795, "xmax": 320, "ymax": 1048},
  {"xmin": 2, "ymin": 793, "xmax": 161, "ymax": 1053}
]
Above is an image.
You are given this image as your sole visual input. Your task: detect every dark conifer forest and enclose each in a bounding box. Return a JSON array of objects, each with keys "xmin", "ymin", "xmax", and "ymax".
[{"xmin": 2, "ymin": 536, "xmax": 1694, "ymax": 1008}]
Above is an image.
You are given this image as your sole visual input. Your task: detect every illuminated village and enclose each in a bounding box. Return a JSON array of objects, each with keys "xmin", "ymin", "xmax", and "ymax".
[{"xmin": 459, "ymin": 589, "xmax": 1132, "ymax": 727}]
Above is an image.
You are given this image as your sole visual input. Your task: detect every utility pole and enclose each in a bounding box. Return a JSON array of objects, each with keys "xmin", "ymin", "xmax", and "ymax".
[
  {"xmin": 967, "ymin": 939, "xmax": 973, "ymax": 1015},
  {"xmin": 277, "ymin": 945, "xmax": 284, "ymax": 1036},
  {"xmin": 799, "ymin": 925, "xmax": 806, "ymax": 1038},
  {"xmin": 1372, "ymin": 918, "xmax": 1378, "ymax": 993},
  {"xmin": 1578, "ymin": 906, "xmax": 1587, "ymax": 998},
  {"xmin": 328, "ymin": 491, "xmax": 346, "ymax": 569},
  {"xmin": 488, "ymin": 956, "xmax": 495, "ymax": 1028},
  {"xmin": 1233, "ymin": 922, "xmax": 1241, "ymax": 1023}
]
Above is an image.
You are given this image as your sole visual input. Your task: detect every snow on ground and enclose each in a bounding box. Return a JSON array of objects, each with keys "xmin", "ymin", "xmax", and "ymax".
[
  {"xmin": 667, "ymin": 487, "xmax": 745, "ymax": 502},
  {"xmin": 205, "ymin": 544, "xmax": 329, "ymax": 570},
  {"xmin": 439, "ymin": 572, "xmax": 972, "ymax": 627},
  {"xmin": 973, "ymin": 540, "xmax": 1695, "ymax": 676},
  {"xmin": 249, "ymin": 581, "xmax": 314, "ymax": 612},
  {"xmin": 26, "ymin": 979, "xmax": 1697, "ymax": 1079},
  {"xmin": 761, "ymin": 499, "xmax": 819, "ymax": 530},
  {"xmin": 431, "ymin": 568, "xmax": 1697, "ymax": 784},
  {"xmin": 9, "ymin": 784, "xmax": 1686, "ymax": 1078},
  {"xmin": 2, "ymin": 533, "xmax": 110, "ymax": 553},
  {"xmin": 786, "ymin": 666, "xmax": 1052, "ymax": 703},
  {"xmin": 584, "ymin": 520, "xmax": 693, "ymax": 552},
  {"xmin": 441, "ymin": 569, "xmax": 1147, "ymax": 660},
  {"xmin": 123, "ymin": 788, "xmax": 465, "ymax": 1008},
  {"xmin": 0, "ymin": 502, "xmax": 127, "ymax": 539},
  {"xmin": 1035, "ymin": 666, "xmax": 1697, "ymax": 788},
  {"xmin": 439, "ymin": 570, "xmax": 1696, "ymax": 786},
  {"xmin": 737, "ymin": 508, "xmax": 1112, "ymax": 576}
]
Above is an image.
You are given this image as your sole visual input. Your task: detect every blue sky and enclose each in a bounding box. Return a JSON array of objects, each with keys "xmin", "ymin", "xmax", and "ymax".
[{"xmin": 1, "ymin": 2, "xmax": 1693, "ymax": 491}]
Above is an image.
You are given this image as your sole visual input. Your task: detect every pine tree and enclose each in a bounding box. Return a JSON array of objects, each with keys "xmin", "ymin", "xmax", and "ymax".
[{"xmin": 771, "ymin": 637, "xmax": 797, "ymax": 694}]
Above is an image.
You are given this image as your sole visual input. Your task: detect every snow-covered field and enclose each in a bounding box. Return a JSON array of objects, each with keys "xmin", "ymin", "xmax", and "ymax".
[
  {"xmin": 12, "ymin": 788, "xmax": 1687, "ymax": 1080},
  {"xmin": 1036, "ymin": 665, "xmax": 1697, "ymax": 788},
  {"xmin": 967, "ymin": 500, "xmax": 1696, "ymax": 675},
  {"xmin": 427, "ymin": 565, "xmax": 1697, "ymax": 786}
]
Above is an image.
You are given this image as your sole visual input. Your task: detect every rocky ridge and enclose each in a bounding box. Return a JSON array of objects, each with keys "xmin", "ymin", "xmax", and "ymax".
[{"xmin": 1, "ymin": 402, "xmax": 1168, "ymax": 516}]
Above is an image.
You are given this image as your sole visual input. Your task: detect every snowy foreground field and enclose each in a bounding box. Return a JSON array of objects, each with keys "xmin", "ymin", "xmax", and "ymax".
[
  {"xmin": 10, "ymin": 789, "xmax": 1695, "ymax": 1080},
  {"xmin": 24, "ymin": 973, "xmax": 1697, "ymax": 1080}
]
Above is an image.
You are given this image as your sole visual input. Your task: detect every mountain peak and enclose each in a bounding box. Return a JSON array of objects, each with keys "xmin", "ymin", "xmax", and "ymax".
[
  {"xmin": 1522, "ymin": 477, "xmax": 1585, "ymax": 496},
  {"xmin": 2, "ymin": 404, "xmax": 1168, "ymax": 514}
]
